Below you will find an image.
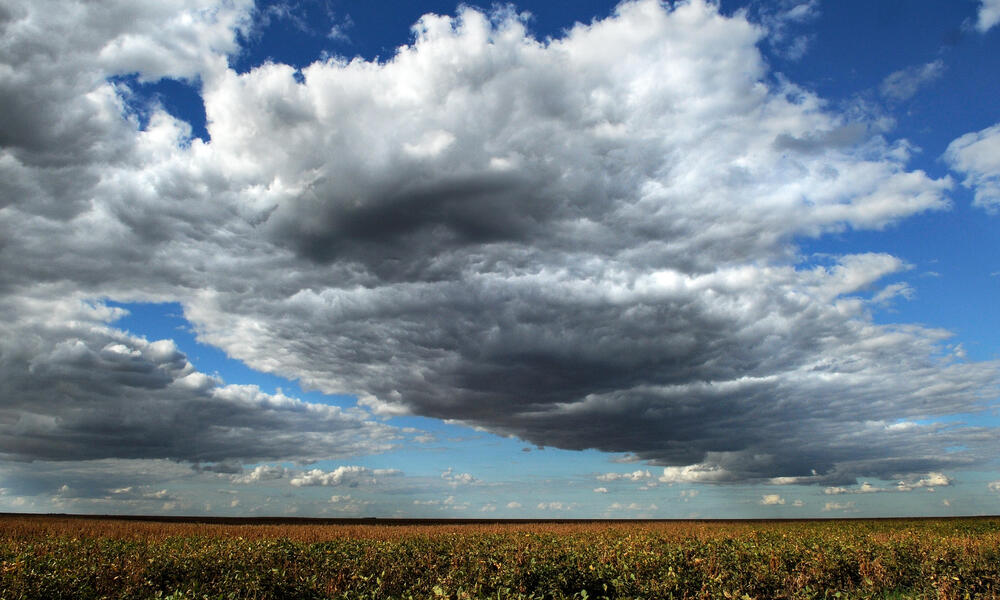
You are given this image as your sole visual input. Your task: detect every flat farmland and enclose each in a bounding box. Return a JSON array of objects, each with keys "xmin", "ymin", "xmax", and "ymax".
[{"xmin": 2, "ymin": 515, "xmax": 1000, "ymax": 599}]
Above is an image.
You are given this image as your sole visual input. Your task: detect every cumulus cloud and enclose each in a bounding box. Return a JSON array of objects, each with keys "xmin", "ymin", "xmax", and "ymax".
[
  {"xmin": 52, "ymin": 482, "xmax": 177, "ymax": 512},
  {"xmin": 231, "ymin": 465, "xmax": 288, "ymax": 484},
  {"xmin": 0, "ymin": 458, "xmax": 204, "ymax": 511},
  {"xmin": 824, "ymin": 482, "xmax": 885, "ymax": 495},
  {"xmin": 977, "ymin": 0, "xmax": 1000, "ymax": 32},
  {"xmin": 772, "ymin": 463, "xmax": 963, "ymax": 489},
  {"xmin": 439, "ymin": 495, "xmax": 470, "ymax": 510},
  {"xmin": 0, "ymin": 0, "xmax": 249, "ymax": 169},
  {"xmin": 1, "ymin": 0, "xmax": 997, "ymax": 490},
  {"xmin": 537, "ymin": 501, "xmax": 574, "ymax": 511},
  {"xmin": 609, "ymin": 502, "xmax": 658, "ymax": 511},
  {"xmin": 988, "ymin": 481, "xmax": 1000, "ymax": 492},
  {"xmin": 760, "ymin": 494, "xmax": 785, "ymax": 505},
  {"xmin": 879, "ymin": 60, "xmax": 945, "ymax": 102},
  {"xmin": 945, "ymin": 123, "xmax": 1000, "ymax": 211},
  {"xmin": 441, "ymin": 467, "xmax": 479, "ymax": 486},
  {"xmin": 823, "ymin": 501, "xmax": 856, "ymax": 512},
  {"xmin": 0, "ymin": 297, "xmax": 398, "ymax": 464},
  {"xmin": 327, "ymin": 494, "xmax": 372, "ymax": 513},
  {"xmin": 597, "ymin": 470, "xmax": 652, "ymax": 482},
  {"xmin": 659, "ymin": 464, "xmax": 735, "ymax": 484},
  {"xmin": 593, "ymin": 487, "xmax": 609, "ymax": 493},
  {"xmin": 289, "ymin": 466, "xmax": 400, "ymax": 487},
  {"xmin": 896, "ymin": 472, "xmax": 952, "ymax": 492}
]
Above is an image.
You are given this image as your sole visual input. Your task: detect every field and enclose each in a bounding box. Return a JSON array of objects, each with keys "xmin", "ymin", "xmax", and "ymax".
[{"xmin": 2, "ymin": 515, "xmax": 1000, "ymax": 599}]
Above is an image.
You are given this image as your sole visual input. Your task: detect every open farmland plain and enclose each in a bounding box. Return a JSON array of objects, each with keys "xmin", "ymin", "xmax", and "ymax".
[{"xmin": 2, "ymin": 515, "xmax": 1000, "ymax": 599}]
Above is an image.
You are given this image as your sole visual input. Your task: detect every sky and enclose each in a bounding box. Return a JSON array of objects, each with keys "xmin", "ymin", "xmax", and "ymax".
[{"xmin": 1, "ymin": 0, "xmax": 999, "ymax": 519}]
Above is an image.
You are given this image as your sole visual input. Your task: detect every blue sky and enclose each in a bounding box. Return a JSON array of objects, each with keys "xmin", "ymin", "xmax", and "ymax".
[{"xmin": 1, "ymin": 0, "xmax": 999, "ymax": 519}]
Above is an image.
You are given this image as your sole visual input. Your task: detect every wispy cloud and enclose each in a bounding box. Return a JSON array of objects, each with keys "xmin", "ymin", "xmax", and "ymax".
[{"xmin": 880, "ymin": 60, "xmax": 945, "ymax": 101}]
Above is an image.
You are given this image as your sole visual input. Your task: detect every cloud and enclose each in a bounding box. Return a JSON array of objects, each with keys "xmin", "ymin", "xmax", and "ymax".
[
  {"xmin": 327, "ymin": 14, "xmax": 354, "ymax": 43},
  {"xmin": 0, "ymin": 297, "xmax": 398, "ymax": 464},
  {"xmin": 439, "ymin": 495, "xmax": 470, "ymax": 510},
  {"xmin": 506, "ymin": 501, "xmax": 522, "ymax": 509},
  {"xmin": 289, "ymin": 466, "xmax": 400, "ymax": 487},
  {"xmin": 760, "ymin": 494, "xmax": 785, "ymax": 505},
  {"xmin": 659, "ymin": 465, "xmax": 734, "ymax": 484},
  {"xmin": 945, "ymin": 122, "xmax": 1000, "ymax": 211},
  {"xmin": 823, "ymin": 501, "xmax": 856, "ymax": 512},
  {"xmin": 1, "ymin": 0, "xmax": 996, "ymax": 489},
  {"xmin": 537, "ymin": 501, "xmax": 574, "ymax": 511},
  {"xmin": 879, "ymin": 60, "xmax": 945, "ymax": 102},
  {"xmin": 988, "ymin": 481, "xmax": 1000, "ymax": 493},
  {"xmin": 608, "ymin": 502, "xmax": 658, "ymax": 511},
  {"xmin": 872, "ymin": 282, "xmax": 915, "ymax": 306},
  {"xmin": 977, "ymin": 0, "xmax": 1000, "ymax": 32},
  {"xmin": 593, "ymin": 487, "xmax": 609, "ymax": 493},
  {"xmin": 441, "ymin": 467, "xmax": 479, "ymax": 486},
  {"xmin": 895, "ymin": 472, "xmax": 952, "ymax": 492},
  {"xmin": 0, "ymin": 0, "xmax": 250, "ymax": 173},
  {"xmin": 779, "ymin": 467, "xmax": 959, "ymax": 490},
  {"xmin": 231, "ymin": 465, "xmax": 288, "ymax": 484},
  {"xmin": 611, "ymin": 454, "xmax": 643, "ymax": 464},
  {"xmin": 58, "ymin": 483, "xmax": 170, "ymax": 502},
  {"xmin": 597, "ymin": 470, "xmax": 652, "ymax": 482},
  {"xmin": 250, "ymin": 1, "xmax": 311, "ymax": 35},
  {"xmin": 824, "ymin": 482, "xmax": 886, "ymax": 495},
  {"xmin": 327, "ymin": 494, "xmax": 372, "ymax": 513},
  {"xmin": 0, "ymin": 458, "xmax": 205, "ymax": 512},
  {"xmin": 749, "ymin": 0, "xmax": 821, "ymax": 61}
]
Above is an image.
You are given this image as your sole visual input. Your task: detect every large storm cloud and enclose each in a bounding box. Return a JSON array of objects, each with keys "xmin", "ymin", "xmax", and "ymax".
[{"xmin": 1, "ymin": 0, "xmax": 997, "ymax": 483}]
